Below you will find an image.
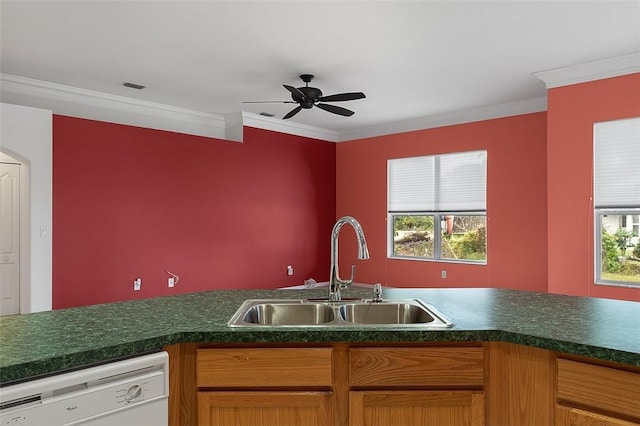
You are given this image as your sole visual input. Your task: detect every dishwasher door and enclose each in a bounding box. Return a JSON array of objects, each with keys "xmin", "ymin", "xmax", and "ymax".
[
  {"xmin": 63, "ymin": 399, "xmax": 167, "ymax": 426},
  {"xmin": 0, "ymin": 351, "xmax": 169, "ymax": 426}
]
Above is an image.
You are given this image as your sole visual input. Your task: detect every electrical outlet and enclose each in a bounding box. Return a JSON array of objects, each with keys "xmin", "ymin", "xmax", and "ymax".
[
  {"xmin": 168, "ymin": 277, "xmax": 175, "ymax": 288},
  {"xmin": 133, "ymin": 278, "xmax": 141, "ymax": 290},
  {"xmin": 441, "ymin": 270, "xmax": 447, "ymax": 279},
  {"xmin": 287, "ymin": 265, "xmax": 294, "ymax": 276}
]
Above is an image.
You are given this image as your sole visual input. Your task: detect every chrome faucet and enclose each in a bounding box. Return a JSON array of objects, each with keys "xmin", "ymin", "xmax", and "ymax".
[{"xmin": 329, "ymin": 216, "xmax": 370, "ymax": 301}]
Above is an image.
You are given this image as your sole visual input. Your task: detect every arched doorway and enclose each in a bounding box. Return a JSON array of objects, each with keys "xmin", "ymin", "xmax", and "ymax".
[
  {"xmin": 0, "ymin": 152, "xmax": 22, "ymax": 315},
  {"xmin": 0, "ymin": 102, "xmax": 52, "ymax": 313}
]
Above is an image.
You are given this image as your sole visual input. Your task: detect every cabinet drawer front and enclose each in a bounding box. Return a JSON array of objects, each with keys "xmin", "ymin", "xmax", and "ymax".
[
  {"xmin": 350, "ymin": 347, "xmax": 484, "ymax": 387},
  {"xmin": 197, "ymin": 348, "xmax": 332, "ymax": 387},
  {"xmin": 557, "ymin": 359, "xmax": 640, "ymax": 419}
]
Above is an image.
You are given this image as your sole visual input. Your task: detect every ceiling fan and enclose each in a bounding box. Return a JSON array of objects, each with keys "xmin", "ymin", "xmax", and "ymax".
[{"xmin": 244, "ymin": 74, "xmax": 366, "ymax": 119}]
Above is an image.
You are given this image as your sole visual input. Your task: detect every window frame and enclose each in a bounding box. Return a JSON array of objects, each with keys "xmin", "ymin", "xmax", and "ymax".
[
  {"xmin": 388, "ymin": 212, "xmax": 487, "ymax": 264},
  {"xmin": 593, "ymin": 117, "xmax": 640, "ymax": 288},
  {"xmin": 387, "ymin": 150, "xmax": 487, "ymax": 265},
  {"xmin": 595, "ymin": 208, "xmax": 640, "ymax": 287}
]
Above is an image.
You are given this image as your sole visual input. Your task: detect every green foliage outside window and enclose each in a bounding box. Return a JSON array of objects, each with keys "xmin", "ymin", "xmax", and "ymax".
[
  {"xmin": 613, "ymin": 229, "xmax": 635, "ymax": 257},
  {"xmin": 446, "ymin": 226, "xmax": 486, "ymax": 261},
  {"xmin": 600, "ymin": 222, "xmax": 640, "ymax": 284},
  {"xmin": 394, "ymin": 216, "xmax": 434, "ymax": 231},
  {"xmin": 601, "ymin": 229, "xmax": 621, "ymax": 273},
  {"xmin": 393, "ymin": 215, "xmax": 434, "ymax": 257},
  {"xmin": 393, "ymin": 215, "xmax": 486, "ymax": 262}
]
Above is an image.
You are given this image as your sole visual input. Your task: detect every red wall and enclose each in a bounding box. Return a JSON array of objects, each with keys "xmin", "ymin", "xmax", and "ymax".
[
  {"xmin": 53, "ymin": 117, "xmax": 336, "ymax": 308},
  {"xmin": 547, "ymin": 73, "xmax": 640, "ymax": 301},
  {"xmin": 336, "ymin": 112, "xmax": 548, "ymax": 291},
  {"xmin": 52, "ymin": 73, "xmax": 639, "ymax": 307}
]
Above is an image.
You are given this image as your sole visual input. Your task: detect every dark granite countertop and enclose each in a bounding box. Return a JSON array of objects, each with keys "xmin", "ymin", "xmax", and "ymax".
[{"xmin": 1, "ymin": 287, "xmax": 639, "ymax": 385}]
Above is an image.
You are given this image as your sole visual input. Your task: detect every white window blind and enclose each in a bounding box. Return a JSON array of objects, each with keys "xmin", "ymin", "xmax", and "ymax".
[
  {"xmin": 388, "ymin": 150, "xmax": 487, "ymax": 212},
  {"xmin": 388, "ymin": 156, "xmax": 435, "ymax": 211},
  {"xmin": 594, "ymin": 117, "xmax": 640, "ymax": 208}
]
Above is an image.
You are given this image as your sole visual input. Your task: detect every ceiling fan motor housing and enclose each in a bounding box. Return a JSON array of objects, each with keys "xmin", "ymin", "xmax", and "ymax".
[
  {"xmin": 245, "ymin": 74, "xmax": 363, "ymax": 119},
  {"xmin": 293, "ymin": 86, "xmax": 323, "ymax": 108},
  {"xmin": 279, "ymin": 73, "xmax": 365, "ymax": 119}
]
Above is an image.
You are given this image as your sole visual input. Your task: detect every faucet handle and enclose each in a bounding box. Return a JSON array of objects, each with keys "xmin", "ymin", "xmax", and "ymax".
[
  {"xmin": 339, "ymin": 265, "xmax": 356, "ymax": 289},
  {"xmin": 347, "ymin": 264, "xmax": 356, "ymax": 286}
]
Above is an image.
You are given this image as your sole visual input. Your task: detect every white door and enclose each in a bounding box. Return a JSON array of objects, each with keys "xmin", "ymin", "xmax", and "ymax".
[{"xmin": 0, "ymin": 162, "xmax": 20, "ymax": 316}]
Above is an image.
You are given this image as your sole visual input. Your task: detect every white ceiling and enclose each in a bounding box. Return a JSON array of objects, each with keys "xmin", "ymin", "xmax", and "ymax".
[{"xmin": 1, "ymin": 1, "xmax": 639, "ymax": 137}]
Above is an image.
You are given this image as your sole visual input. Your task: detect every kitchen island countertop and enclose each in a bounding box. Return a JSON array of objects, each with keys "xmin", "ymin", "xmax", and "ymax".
[{"xmin": 1, "ymin": 287, "xmax": 639, "ymax": 384}]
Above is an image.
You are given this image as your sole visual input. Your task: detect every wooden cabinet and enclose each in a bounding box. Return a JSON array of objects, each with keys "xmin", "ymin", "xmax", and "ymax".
[
  {"xmin": 487, "ymin": 342, "xmax": 554, "ymax": 426},
  {"xmin": 196, "ymin": 347, "xmax": 333, "ymax": 388},
  {"xmin": 195, "ymin": 348, "xmax": 333, "ymax": 426},
  {"xmin": 198, "ymin": 391, "xmax": 332, "ymax": 426},
  {"xmin": 556, "ymin": 406, "xmax": 639, "ymax": 426},
  {"xmin": 349, "ymin": 347, "xmax": 485, "ymax": 426},
  {"xmin": 555, "ymin": 358, "xmax": 640, "ymax": 425},
  {"xmin": 167, "ymin": 342, "xmax": 640, "ymax": 426},
  {"xmin": 350, "ymin": 347, "xmax": 485, "ymax": 387},
  {"xmin": 350, "ymin": 390, "xmax": 484, "ymax": 426}
]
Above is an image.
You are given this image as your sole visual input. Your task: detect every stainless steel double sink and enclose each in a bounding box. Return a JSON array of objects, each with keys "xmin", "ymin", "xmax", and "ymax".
[{"xmin": 227, "ymin": 298, "xmax": 453, "ymax": 328}]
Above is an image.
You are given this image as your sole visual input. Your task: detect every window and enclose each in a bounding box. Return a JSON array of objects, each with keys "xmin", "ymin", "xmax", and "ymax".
[
  {"xmin": 388, "ymin": 150, "xmax": 487, "ymax": 263},
  {"xmin": 594, "ymin": 117, "xmax": 640, "ymax": 286}
]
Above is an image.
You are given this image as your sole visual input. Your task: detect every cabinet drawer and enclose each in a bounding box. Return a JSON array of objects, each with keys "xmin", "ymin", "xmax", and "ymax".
[
  {"xmin": 197, "ymin": 348, "xmax": 333, "ymax": 388},
  {"xmin": 557, "ymin": 358, "xmax": 640, "ymax": 419},
  {"xmin": 350, "ymin": 347, "xmax": 484, "ymax": 387}
]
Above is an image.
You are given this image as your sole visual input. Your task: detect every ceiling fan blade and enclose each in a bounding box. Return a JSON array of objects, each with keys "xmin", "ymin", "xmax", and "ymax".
[
  {"xmin": 283, "ymin": 84, "xmax": 306, "ymax": 100},
  {"xmin": 316, "ymin": 103, "xmax": 355, "ymax": 117},
  {"xmin": 318, "ymin": 92, "xmax": 366, "ymax": 102},
  {"xmin": 242, "ymin": 100, "xmax": 297, "ymax": 104},
  {"xmin": 283, "ymin": 105, "xmax": 303, "ymax": 119}
]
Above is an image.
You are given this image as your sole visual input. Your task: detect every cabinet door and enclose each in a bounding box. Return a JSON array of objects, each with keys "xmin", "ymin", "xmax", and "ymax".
[
  {"xmin": 350, "ymin": 390, "xmax": 484, "ymax": 426},
  {"xmin": 198, "ymin": 391, "xmax": 332, "ymax": 426},
  {"xmin": 556, "ymin": 406, "xmax": 640, "ymax": 425}
]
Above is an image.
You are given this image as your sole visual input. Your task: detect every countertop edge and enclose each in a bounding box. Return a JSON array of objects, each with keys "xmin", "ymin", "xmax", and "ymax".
[
  {"xmin": 2, "ymin": 328, "xmax": 639, "ymax": 386},
  {"xmin": 2, "ymin": 288, "xmax": 639, "ymax": 385}
]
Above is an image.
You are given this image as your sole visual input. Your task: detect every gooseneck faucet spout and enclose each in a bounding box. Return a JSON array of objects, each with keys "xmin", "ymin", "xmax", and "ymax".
[{"xmin": 329, "ymin": 216, "xmax": 370, "ymax": 301}]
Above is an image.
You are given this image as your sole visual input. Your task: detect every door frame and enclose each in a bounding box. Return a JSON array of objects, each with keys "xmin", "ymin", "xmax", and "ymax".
[
  {"xmin": 0, "ymin": 103, "xmax": 52, "ymax": 313},
  {"xmin": 0, "ymin": 151, "xmax": 30, "ymax": 314}
]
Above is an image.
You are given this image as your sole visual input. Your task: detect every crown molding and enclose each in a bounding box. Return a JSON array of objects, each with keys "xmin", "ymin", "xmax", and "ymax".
[
  {"xmin": 0, "ymin": 73, "xmax": 338, "ymax": 142},
  {"xmin": 240, "ymin": 111, "xmax": 339, "ymax": 142},
  {"xmin": 534, "ymin": 52, "xmax": 640, "ymax": 89},
  {"xmin": 3, "ymin": 54, "xmax": 636, "ymax": 143},
  {"xmin": 1, "ymin": 73, "xmax": 547, "ymax": 143},
  {"xmin": 0, "ymin": 73, "xmax": 232, "ymax": 140},
  {"xmin": 338, "ymin": 97, "xmax": 548, "ymax": 142}
]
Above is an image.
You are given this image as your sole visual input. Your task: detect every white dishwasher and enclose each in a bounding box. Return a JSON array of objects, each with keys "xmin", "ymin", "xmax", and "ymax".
[{"xmin": 0, "ymin": 351, "xmax": 168, "ymax": 426}]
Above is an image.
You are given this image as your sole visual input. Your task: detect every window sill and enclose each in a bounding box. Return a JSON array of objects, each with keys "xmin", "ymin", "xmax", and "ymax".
[
  {"xmin": 594, "ymin": 281, "xmax": 640, "ymax": 289},
  {"xmin": 388, "ymin": 256, "xmax": 487, "ymax": 266}
]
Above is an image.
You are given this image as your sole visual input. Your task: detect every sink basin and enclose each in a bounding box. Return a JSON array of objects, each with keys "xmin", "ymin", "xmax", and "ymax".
[
  {"xmin": 339, "ymin": 302, "xmax": 436, "ymax": 324},
  {"xmin": 228, "ymin": 299, "xmax": 453, "ymax": 328},
  {"xmin": 241, "ymin": 302, "xmax": 335, "ymax": 325}
]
